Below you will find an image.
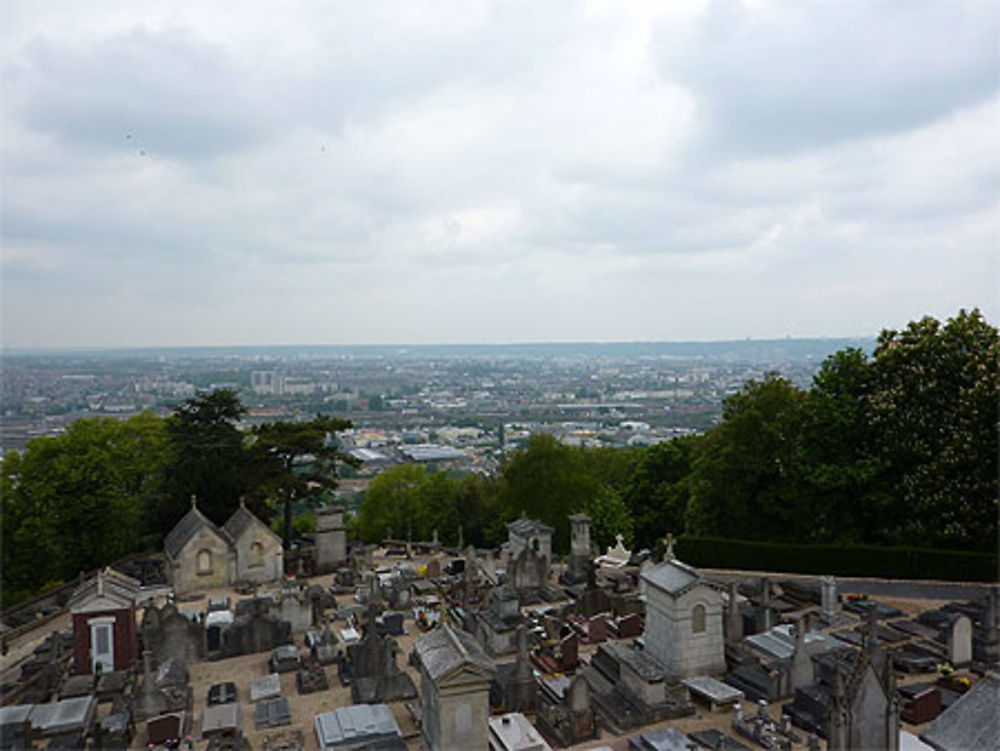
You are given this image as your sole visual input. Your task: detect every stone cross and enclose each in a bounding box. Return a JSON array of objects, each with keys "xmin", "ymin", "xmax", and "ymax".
[
  {"xmin": 190, "ymin": 494, "xmax": 198, "ymax": 509},
  {"xmin": 662, "ymin": 533, "xmax": 676, "ymax": 562}
]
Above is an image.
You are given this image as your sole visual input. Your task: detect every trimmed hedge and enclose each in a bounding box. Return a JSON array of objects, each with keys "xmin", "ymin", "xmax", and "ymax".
[{"xmin": 675, "ymin": 536, "xmax": 999, "ymax": 583}]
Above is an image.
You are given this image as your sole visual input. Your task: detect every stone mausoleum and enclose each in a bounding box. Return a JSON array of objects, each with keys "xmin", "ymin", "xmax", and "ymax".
[
  {"xmin": 165, "ymin": 498, "xmax": 283, "ymax": 595},
  {"xmin": 415, "ymin": 624, "xmax": 496, "ymax": 751},
  {"xmin": 640, "ymin": 554, "xmax": 726, "ymax": 680}
]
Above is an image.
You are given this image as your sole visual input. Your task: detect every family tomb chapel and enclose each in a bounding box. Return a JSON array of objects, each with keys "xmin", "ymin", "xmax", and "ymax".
[
  {"xmin": 68, "ymin": 568, "xmax": 140, "ymax": 675},
  {"xmin": 164, "ymin": 497, "xmax": 283, "ymax": 595},
  {"xmin": 640, "ymin": 539, "xmax": 727, "ymax": 680},
  {"xmin": 415, "ymin": 624, "xmax": 497, "ymax": 751}
]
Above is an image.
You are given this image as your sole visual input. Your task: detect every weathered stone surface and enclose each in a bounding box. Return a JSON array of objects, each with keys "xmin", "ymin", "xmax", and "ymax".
[
  {"xmin": 249, "ymin": 674, "xmax": 281, "ymax": 703},
  {"xmin": 641, "ymin": 559, "xmax": 726, "ymax": 680},
  {"xmin": 415, "ymin": 625, "xmax": 496, "ymax": 751}
]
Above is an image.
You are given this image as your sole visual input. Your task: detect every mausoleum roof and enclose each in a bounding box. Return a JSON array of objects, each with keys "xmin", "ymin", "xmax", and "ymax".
[
  {"xmin": 415, "ymin": 624, "xmax": 495, "ymax": 683},
  {"xmin": 67, "ymin": 567, "xmax": 140, "ymax": 612},
  {"xmin": 507, "ymin": 518, "xmax": 554, "ymax": 537},
  {"xmin": 221, "ymin": 502, "xmax": 278, "ymax": 545},
  {"xmin": 164, "ymin": 504, "xmax": 225, "ymax": 559},
  {"xmin": 640, "ymin": 559, "xmax": 700, "ymax": 596},
  {"xmin": 920, "ymin": 672, "xmax": 1000, "ymax": 751}
]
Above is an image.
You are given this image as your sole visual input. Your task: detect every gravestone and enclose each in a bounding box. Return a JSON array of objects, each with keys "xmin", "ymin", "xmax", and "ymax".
[
  {"xmin": 296, "ymin": 666, "xmax": 329, "ymax": 694},
  {"xmin": 725, "ymin": 581, "xmax": 744, "ymax": 646},
  {"xmin": 345, "ymin": 612, "xmax": 417, "ymax": 704},
  {"xmin": 821, "ymin": 576, "xmax": 838, "ymax": 622},
  {"xmin": 141, "ymin": 602, "xmax": 205, "ymax": 665},
  {"xmin": 790, "ymin": 619, "xmax": 815, "ymax": 691},
  {"xmin": 424, "ymin": 557, "xmax": 442, "ymax": 579},
  {"xmin": 249, "ymin": 674, "xmax": 281, "ymax": 703},
  {"xmin": 565, "ymin": 514, "xmax": 592, "ymax": 584},
  {"xmin": 315, "ymin": 505, "xmax": 347, "ymax": 573},
  {"xmin": 253, "ymin": 698, "xmax": 291, "ymax": 730},
  {"xmin": 222, "ymin": 598, "xmax": 292, "ymax": 657},
  {"xmin": 947, "ymin": 615, "xmax": 972, "ymax": 666}
]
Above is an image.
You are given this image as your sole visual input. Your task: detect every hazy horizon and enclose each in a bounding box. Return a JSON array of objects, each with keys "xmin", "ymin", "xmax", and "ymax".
[
  {"xmin": 3, "ymin": 334, "xmax": 877, "ymax": 358},
  {"xmin": 3, "ymin": 1, "xmax": 997, "ymax": 348}
]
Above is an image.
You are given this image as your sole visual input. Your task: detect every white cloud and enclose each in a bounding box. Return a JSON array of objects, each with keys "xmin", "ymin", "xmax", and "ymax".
[{"xmin": 2, "ymin": 0, "xmax": 997, "ymax": 347}]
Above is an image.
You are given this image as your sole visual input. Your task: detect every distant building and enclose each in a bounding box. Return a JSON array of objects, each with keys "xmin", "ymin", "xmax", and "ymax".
[{"xmin": 251, "ymin": 371, "xmax": 280, "ymax": 396}]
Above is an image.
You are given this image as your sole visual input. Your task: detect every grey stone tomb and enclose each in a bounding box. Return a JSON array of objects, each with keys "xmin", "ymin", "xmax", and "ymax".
[
  {"xmin": 415, "ymin": 624, "xmax": 496, "ymax": 751},
  {"xmin": 315, "ymin": 505, "xmax": 347, "ymax": 574}
]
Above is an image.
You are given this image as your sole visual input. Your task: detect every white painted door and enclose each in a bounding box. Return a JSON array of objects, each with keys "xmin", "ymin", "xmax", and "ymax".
[{"xmin": 90, "ymin": 621, "xmax": 115, "ymax": 673}]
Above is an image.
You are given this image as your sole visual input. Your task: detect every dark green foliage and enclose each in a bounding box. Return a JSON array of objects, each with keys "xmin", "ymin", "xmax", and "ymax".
[
  {"xmin": 688, "ymin": 374, "xmax": 810, "ymax": 541},
  {"xmin": 355, "ymin": 464, "xmax": 459, "ymax": 544},
  {"xmin": 162, "ymin": 388, "xmax": 250, "ymax": 527},
  {"xmin": 623, "ymin": 436, "xmax": 699, "ymax": 548},
  {"xmin": 675, "ymin": 536, "xmax": 998, "ymax": 583},
  {"xmin": 455, "ymin": 473, "xmax": 504, "ymax": 547},
  {"xmin": 867, "ymin": 310, "xmax": 999, "ymax": 550},
  {"xmin": 250, "ymin": 415, "xmax": 355, "ymax": 547},
  {"xmin": 1, "ymin": 413, "xmax": 168, "ymax": 605}
]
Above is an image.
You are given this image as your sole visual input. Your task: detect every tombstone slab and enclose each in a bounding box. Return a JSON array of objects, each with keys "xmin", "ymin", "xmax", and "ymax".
[{"xmin": 249, "ymin": 674, "xmax": 281, "ymax": 703}]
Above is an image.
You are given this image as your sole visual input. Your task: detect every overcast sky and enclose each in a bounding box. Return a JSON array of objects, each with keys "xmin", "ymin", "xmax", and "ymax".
[{"xmin": 2, "ymin": 1, "xmax": 998, "ymax": 348}]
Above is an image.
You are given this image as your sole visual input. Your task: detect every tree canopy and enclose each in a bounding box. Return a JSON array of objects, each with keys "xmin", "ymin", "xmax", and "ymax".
[{"xmin": 250, "ymin": 415, "xmax": 356, "ymax": 547}]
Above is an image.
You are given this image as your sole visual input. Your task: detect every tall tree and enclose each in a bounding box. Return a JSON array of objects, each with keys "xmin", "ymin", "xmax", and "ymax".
[
  {"xmin": 250, "ymin": 415, "xmax": 356, "ymax": 547},
  {"xmin": 1, "ymin": 413, "xmax": 168, "ymax": 603},
  {"xmin": 162, "ymin": 388, "xmax": 250, "ymax": 527},
  {"xmin": 688, "ymin": 374, "xmax": 808, "ymax": 541},
  {"xmin": 583, "ymin": 484, "xmax": 634, "ymax": 551},
  {"xmin": 868, "ymin": 309, "xmax": 999, "ymax": 550},
  {"xmin": 798, "ymin": 347, "xmax": 889, "ymax": 543},
  {"xmin": 499, "ymin": 433, "xmax": 601, "ymax": 552},
  {"xmin": 623, "ymin": 436, "xmax": 700, "ymax": 548},
  {"xmin": 355, "ymin": 464, "xmax": 432, "ymax": 543}
]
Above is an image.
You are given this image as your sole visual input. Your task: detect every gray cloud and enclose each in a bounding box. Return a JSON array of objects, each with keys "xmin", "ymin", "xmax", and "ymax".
[
  {"xmin": 2, "ymin": 1, "xmax": 997, "ymax": 348},
  {"xmin": 9, "ymin": 28, "xmax": 276, "ymax": 160},
  {"xmin": 658, "ymin": 1, "xmax": 999, "ymax": 156}
]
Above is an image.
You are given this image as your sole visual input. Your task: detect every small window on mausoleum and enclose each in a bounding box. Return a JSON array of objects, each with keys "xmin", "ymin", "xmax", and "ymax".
[
  {"xmin": 197, "ymin": 549, "xmax": 212, "ymax": 574},
  {"xmin": 692, "ymin": 604, "xmax": 707, "ymax": 634},
  {"xmin": 250, "ymin": 541, "xmax": 264, "ymax": 568}
]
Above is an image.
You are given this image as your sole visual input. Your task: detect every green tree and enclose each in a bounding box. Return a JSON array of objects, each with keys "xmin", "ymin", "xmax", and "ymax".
[
  {"xmin": 454, "ymin": 472, "xmax": 503, "ymax": 547},
  {"xmin": 499, "ymin": 434, "xmax": 601, "ymax": 552},
  {"xmin": 162, "ymin": 388, "xmax": 250, "ymax": 527},
  {"xmin": 798, "ymin": 347, "xmax": 889, "ymax": 543},
  {"xmin": 623, "ymin": 436, "xmax": 700, "ymax": 549},
  {"xmin": 688, "ymin": 374, "xmax": 808, "ymax": 541},
  {"xmin": 356, "ymin": 464, "xmax": 430, "ymax": 543},
  {"xmin": 416, "ymin": 471, "xmax": 459, "ymax": 543},
  {"xmin": 868, "ymin": 309, "xmax": 999, "ymax": 550},
  {"xmin": 1, "ymin": 413, "xmax": 169, "ymax": 603},
  {"xmin": 583, "ymin": 485, "xmax": 634, "ymax": 551},
  {"xmin": 250, "ymin": 415, "xmax": 356, "ymax": 547}
]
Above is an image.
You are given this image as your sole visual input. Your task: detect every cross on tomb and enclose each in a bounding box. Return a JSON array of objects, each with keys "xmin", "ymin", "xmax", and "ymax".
[{"xmin": 663, "ymin": 533, "xmax": 676, "ymax": 562}]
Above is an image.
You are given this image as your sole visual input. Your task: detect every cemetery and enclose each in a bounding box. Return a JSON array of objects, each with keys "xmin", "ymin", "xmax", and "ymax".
[{"xmin": 0, "ymin": 509, "xmax": 997, "ymax": 751}]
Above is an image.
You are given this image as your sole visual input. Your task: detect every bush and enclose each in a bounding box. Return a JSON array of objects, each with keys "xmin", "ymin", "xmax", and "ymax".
[{"xmin": 675, "ymin": 536, "xmax": 998, "ymax": 582}]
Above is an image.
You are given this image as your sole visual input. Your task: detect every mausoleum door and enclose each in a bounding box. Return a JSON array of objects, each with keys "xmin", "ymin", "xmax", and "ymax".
[{"xmin": 90, "ymin": 618, "xmax": 115, "ymax": 673}]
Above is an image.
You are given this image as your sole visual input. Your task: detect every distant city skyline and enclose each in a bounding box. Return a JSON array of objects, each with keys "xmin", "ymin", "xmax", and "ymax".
[{"xmin": 3, "ymin": 1, "xmax": 997, "ymax": 348}]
